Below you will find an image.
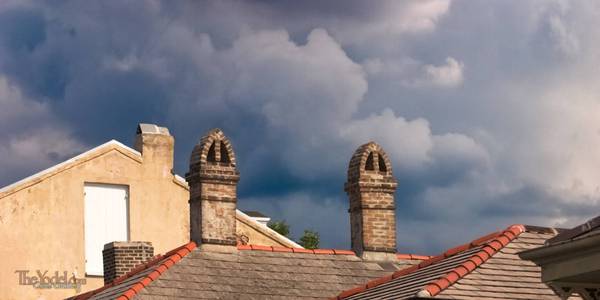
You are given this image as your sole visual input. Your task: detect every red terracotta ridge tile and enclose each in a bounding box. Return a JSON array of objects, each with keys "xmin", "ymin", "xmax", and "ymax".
[
  {"xmin": 122, "ymin": 289, "xmax": 136, "ymax": 299},
  {"xmin": 366, "ymin": 275, "xmax": 393, "ymax": 288},
  {"xmin": 162, "ymin": 259, "xmax": 175, "ymax": 268},
  {"xmin": 155, "ymin": 264, "xmax": 168, "ymax": 274},
  {"xmin": 470, "ymin": 231, "xmax": 501, "ymax": 246},
  {"xmin": 444, "ymin": 243, "xmax": 470, "ymax": 257},
  {"xmin": 333, "ymin": 249, "xmax": 355, "ymax": 255},
  {"xmin": 425, "ymin": 284, "xmax": 442, "ymax": 296},
  {"xmin": 147, "ymin": 270, "xmax": 160, "ymax": 280},
  {"xmin": 396, "ymin": 253, "xmax": 432, "ymax": 260},
  {"xmin": 417, "ymin": 254, "xmax": 444, "ymax": 268},
  {"xmin": 169, "ymin": 254, "xmax": 182, "ymax": 264},
  {"xmin": 292, "ymin": 247, "xmax": 314, "ymax": 254},
  {"xmin": 237, "ymin": 244, "xmax": 252, "ymax": 250},
  {"xmin": 130, "ymin": 283, "xmax": 144, "ymax": 293},
  {"xmin": 396, "ymin": 254, "xmax": 411, "ymax": 260},
  {"xmin": 250, "ymin": 245, "xmax": 273, "ymax": 251},
  {"xmin": 392, "ymin": 265, "xmax": 419, "ymax": 279},
  {"xmin": 411, "ymin": 254, "xmax": 433, "ymax": 260},
  {"xmin": 494, "ymin": 235, "xmax": 511, "ymax": 246},
  {"xmin": 272, "ymin": 246, "xmax": 294, "ymax": 253},
  {"xmin": 176, "ymin": 247, "xmax": 190, "ymax": 257},
  {"xmin": 140, "ymin": 277, "xmax": 152, "ymax": 287},
  {"xmin": 313, "ymin": 249, "xmax": 335, "ymax": 255}
]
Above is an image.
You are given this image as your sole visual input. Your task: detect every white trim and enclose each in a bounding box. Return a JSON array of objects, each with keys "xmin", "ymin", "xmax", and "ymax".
[
  {"xmin": 0, "ymin": 140, "xmax": 141, "ymax": 194},
  {"xmin": 173, "ymin": 174, "xmax": 188, "ymax": 187}
]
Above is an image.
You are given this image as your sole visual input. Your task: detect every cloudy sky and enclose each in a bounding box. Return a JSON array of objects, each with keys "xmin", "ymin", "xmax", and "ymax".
[{"xmin": 1, "ymin": 0, "xmax": 600, "ymax": 254}]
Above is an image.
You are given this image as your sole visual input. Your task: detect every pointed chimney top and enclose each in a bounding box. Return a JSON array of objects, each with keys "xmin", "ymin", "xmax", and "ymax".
[{"xmin": 345, "ymin": 142, "xmax": 398, "ymax": 261}]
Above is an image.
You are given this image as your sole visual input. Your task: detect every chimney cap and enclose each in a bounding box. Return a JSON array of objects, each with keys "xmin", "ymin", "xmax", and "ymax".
[
  {"xmin": 137, "ymin": 123, "xmax": 170, "ymax": 135},
  {"xmin": 189, "ymin": 128, "xmax": 237, "ymax": 167},
  {"xmin": 347, "ymin": 141, "xmax": 394, "ymax": 180}
]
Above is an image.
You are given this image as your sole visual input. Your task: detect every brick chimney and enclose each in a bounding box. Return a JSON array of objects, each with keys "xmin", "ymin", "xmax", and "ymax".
[
  {"xmin": 102, "ymin": 241, "xmax": 154, "ymax": 284},
  {"xmin": 186, "ymin": 129, "xmax": 240, "ymax": 251},
  {"xmin": 345, "ymin": 142, "xmax": 398, "ymax": 261},
  {"xmin": 134, "ymin": 123, "xmax": 174, "ymax": 178}
]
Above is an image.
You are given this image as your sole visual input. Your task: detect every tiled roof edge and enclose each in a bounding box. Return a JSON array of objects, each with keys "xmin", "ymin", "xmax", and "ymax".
[
  {"xmin": 396, "ymin": 253, "xmax": 434, "ymax": 260},
  {"xmin": 70, "ymin": 241, "xmax": 197, "ymax": 300},
  {"xmin": 114, "ymin": 241, "xmax": 197, "ymax": 300},
  {"xmin": 333, "ymin": 224, "xmax": 526, "ymax": 300},
  {"xmin": 238, "ymin": 244, "xmax": 355, "ymax": 255},
  {"xmin": 418, "ymin": 224, "xmax": 526, "ymax": 297}
]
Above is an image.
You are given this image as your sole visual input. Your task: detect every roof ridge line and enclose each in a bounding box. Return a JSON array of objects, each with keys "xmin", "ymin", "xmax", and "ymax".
[
  {"xmin": 333, "ymin": 224, "xmax": 526, "ymax": 300},
  {"xmin": 396, "ymin": 253, "xmax": 434, "ymax": 260},
  {"xmin": 417, "ymin": 224, "xmax": 525, "ymax": 298},
  {"xmin": 238, "ymin": 244, "xmax": 355, "ymax": 255}
]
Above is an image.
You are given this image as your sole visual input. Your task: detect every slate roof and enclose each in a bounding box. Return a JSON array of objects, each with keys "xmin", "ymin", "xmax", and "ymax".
[
  {"xmin": 71, "ymin": 243, "xmax": 425, "ymax": 300},
  {"xmin": 335, "ymin": 225, "xmax": 581, "ymax": 300}
]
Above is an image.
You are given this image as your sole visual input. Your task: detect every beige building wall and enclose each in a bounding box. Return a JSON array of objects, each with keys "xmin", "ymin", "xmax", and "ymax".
[
  {"xmin": 0, "ymin": 125, "xmax": 299, "ymax": 300},
  {"xmin": 0, "ymin": 139, "xmax": 189, "ymax": 300}
]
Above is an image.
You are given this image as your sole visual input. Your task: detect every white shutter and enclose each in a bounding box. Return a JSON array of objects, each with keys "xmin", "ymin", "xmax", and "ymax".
[{"xmin": 84, "ymin": 183, "xmax": 129, "ymax": 276}]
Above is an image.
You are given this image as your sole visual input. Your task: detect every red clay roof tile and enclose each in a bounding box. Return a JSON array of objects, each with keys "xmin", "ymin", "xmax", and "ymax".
[
  {"xmin": 250, "ymin": 245, "xmax": 273, "ymax": 251},
  {"xmin": 313, "ymin": 249, "xmax": 335, "ymax": 255},
  {"xmin": 333, "ymin": 249, "xmax": 356, "ymax": 255},
  {"xmin": 272, "ymin": 246, "xmax": 294, "ymax": 253},
  {"xmin": 336, "ymin": 224, "xmax": 526, "ymax": 299}
]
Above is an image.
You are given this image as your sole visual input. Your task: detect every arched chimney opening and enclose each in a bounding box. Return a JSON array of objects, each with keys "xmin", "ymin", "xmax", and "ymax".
[
  {"xmin": 365, "ymin": 152, "xmax": 375, "ymax": 171},
  {"xmin": 220, "ymin": 141, "xmax": 230, "ymax": 163},
  {"xmin": 378, "ymin": 154, "xmax": 387, "ymax": 172},
  {"xmin": 207, "ymin": 142, "xmax": 216, "ymax": 162}
]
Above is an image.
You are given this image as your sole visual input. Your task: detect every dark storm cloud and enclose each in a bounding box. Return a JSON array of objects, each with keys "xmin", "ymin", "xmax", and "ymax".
[{"xmin": 1, "ymin": 0, "xmax": 600, "ymax": 252}]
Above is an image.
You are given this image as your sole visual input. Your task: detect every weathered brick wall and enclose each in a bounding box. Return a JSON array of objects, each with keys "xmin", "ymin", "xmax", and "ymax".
[
  {"xmin": 345, "ymin": 142, "xmax": 398, "ymax": 257},
  {"xmin": 187, "ymin": 129, "xmax": 240, "ymax": 246},
  {"xmin": 102, "ymin": 241, "xmax": 154, "ymax": 284}
]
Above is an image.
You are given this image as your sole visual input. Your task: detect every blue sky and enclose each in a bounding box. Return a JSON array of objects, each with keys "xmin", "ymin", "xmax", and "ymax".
[{"xmin": 1, "ymin": 0, "xmax": 600, "ymax": 254}]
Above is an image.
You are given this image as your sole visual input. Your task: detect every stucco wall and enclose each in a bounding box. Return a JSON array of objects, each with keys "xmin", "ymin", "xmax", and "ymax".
[{"xmin": 0, "ymin": 141, "xmax": 189, "ymax": 300}]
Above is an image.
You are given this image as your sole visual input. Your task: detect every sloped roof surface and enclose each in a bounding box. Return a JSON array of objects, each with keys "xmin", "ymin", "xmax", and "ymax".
[
  {"xmin": 73, "ymin": 243, "xmax": 425, "ymax": 300},
  {"xmin": 546, "ymin": 215, "xmax": 600, "ymax": 245},
  {"xmin": 338, "ymin": 225, "xmax": 579, "ymax": 300}
]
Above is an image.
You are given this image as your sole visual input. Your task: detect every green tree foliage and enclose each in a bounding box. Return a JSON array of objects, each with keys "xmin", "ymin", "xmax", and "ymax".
[
  {"xmin": 299, "ymin": 229, "xmax": 320, "ymax": 249},
  {"xmin": 267, "ymin": 220, "xmax": 290, "ymax": 237}
]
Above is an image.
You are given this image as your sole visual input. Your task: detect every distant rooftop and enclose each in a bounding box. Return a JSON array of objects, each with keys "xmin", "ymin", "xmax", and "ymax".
[{"xmin": 242, "ymin": 210, "xmax": 269, "ymax": 218}]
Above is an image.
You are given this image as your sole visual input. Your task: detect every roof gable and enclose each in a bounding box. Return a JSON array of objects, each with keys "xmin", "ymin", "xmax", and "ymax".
[{"xmin": 0, "ymin": 140, "xmax": 142, "ymax": 198}]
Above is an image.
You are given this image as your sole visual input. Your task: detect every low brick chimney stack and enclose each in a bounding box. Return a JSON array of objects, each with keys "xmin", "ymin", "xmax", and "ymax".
[
  {"xmin": 345, "ymin": 142, "xmax": 398, "ymax": 261},
  {"xmin": 186, "ymin": 129, "xmax": 240, "ymax": 251},
  {"xmin": 102, "ymin": 241, "xmax": 154, "ymax": 284}
]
